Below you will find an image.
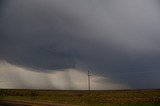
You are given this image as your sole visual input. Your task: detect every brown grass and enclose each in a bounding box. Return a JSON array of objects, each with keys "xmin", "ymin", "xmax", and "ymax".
[{"xmin": 0, "ymin": 89, "xmax": 159, "ymax": 106}]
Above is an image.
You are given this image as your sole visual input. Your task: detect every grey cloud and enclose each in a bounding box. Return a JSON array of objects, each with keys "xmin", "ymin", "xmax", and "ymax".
[
  {"xmin": 0, "ymin": 0, "xmax": 78, "ymax": 70},
  {"xmin": 0, "ymin": 0, "xmax": 160, "ymax": 89}
]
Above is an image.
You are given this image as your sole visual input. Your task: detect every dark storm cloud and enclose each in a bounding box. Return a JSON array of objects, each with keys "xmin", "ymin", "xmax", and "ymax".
[
  {"xmin": 0, "ymin": 0, "xmax": 113, "ymax": 71},
  {"xmin": 0, "ymin": 0, "xmax": 160, "ymax": 89},
  {"xmin": 0, "ymin": 0, "xmax": 78, "ymax": 70}
]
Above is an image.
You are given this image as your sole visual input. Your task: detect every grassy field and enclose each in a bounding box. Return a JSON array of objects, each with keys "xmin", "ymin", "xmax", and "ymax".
[{"xmin": 0, "ymin": 89, "xmax": 159, "ymax": 106}]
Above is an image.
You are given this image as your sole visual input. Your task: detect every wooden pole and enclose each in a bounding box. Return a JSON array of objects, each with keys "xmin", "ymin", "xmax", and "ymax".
[
  {"xmin": 88, "ymin": 70, "xmax": 91, "ymax": 102},
  {"xmin": 88, "ymin": 71, "xmax": 91, "ymax": 91}
]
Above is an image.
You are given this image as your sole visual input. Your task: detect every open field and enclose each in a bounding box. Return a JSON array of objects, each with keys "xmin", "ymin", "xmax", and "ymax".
[{"xmin": 0, "ymin": 89, "xmax": 159, "ymax": 106}]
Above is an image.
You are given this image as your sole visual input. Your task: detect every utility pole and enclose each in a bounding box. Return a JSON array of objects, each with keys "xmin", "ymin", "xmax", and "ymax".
[
  {"xmin": 88, "ymin": 70, "xmax": 91, "ymax": 102},
  {"xmin": 88, "ymin": 70, "xmax": 91, "ymax": 91}
]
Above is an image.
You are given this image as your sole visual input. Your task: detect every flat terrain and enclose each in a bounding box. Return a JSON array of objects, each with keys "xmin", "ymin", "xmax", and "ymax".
[
  {"xmin": 0, "ymin": 100, "xmax": 69, "ymax": 106},
  {"xmin": 0, "ymin": 89, "xmax": 159, "ymax": 106}
]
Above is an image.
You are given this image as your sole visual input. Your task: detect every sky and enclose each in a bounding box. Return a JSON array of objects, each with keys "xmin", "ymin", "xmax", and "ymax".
[{"xmin": 0, "ymin": 0, "xmax": 160, "ymax": 90}]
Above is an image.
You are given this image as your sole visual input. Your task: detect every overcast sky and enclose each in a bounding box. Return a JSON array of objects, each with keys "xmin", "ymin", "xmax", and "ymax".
[{"xmin": 0, "ymin": 0, "xmax": 160, "ymax": 89}]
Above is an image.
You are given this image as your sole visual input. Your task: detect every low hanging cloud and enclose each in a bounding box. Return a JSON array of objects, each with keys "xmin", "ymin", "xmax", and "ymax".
[
  {"xmin": 0, "ymin": 0, "xmax": 160, "ymax": 89},
  {"xmin": 0, "ymin": 61, "xmax": 128, "ymax": 90}
]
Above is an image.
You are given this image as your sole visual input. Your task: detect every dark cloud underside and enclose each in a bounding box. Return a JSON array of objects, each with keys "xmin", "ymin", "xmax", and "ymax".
[{"xmin": 0, "ymin": 0, "xmax": 160, "ymax": 89}]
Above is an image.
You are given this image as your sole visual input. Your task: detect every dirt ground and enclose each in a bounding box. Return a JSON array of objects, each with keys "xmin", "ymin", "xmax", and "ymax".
[{"xmin": 0, "ymin": 100, "xmax": 71, "ymax": 106}]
